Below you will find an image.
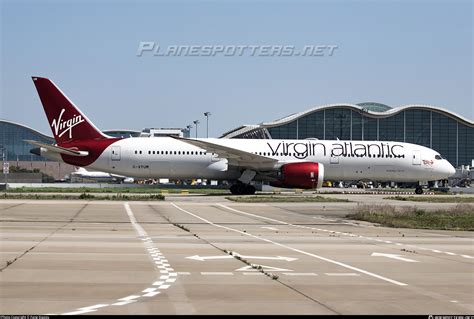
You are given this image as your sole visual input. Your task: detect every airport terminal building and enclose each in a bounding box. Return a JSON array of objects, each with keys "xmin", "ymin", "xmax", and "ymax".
[{"xmin": 221, "ymin": 103, "xmax": 474, "ymax": 168}]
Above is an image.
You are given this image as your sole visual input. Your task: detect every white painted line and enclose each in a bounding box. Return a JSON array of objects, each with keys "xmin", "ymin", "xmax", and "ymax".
[
  {"xmin": 172, "ymin": 203, "xmax": 408, "ymax": 286},
  {"xmin": 112, "ymin": 300, "xmax": 137, "ymax": 306},
  {"xmin": 166, "ymin": 278, "xmax": 177, "ymax": 283},
  {"xmin": 143, "ymin": 291, "xmax": 161, "ymax": 297},
  {"xmin": 371, "ymin": 252, "xmax": 418, "ymax": 263},
  {"xmin": 432, "ymin": 250, "xmax": 442, "ymax": 253},
  {"xmin": 119, "ymin": 295, "xmax": 141, "ymax": 301},
  {"xmin": 445, "ymin": 252, "xmax": 456, "ymax": 256},
  {"xmin": 217, "ymin": 204, "xmax": 471, "ymax": 261},
  {"xmin": 261, "ymin": 226, "xmax": 278, "ymax": 231},
  {"xmin": 325, "ymin": 273, "xmax": 360, "ymax": 276},
  {"xmin": 152, "ymin": 281, "xmax": 164, "ymax": 286},
  {"xmin": 62, "ymin": 304, "xmax": 109, "ymax": 315},
  {"xmin": 59, "ymin": 203, "xmax": 177, "ymax": 315},
  {"xmin": 243, "ymin": 272, "xmax": 265, "ymax": 275},
  {"xmin": 201, "ymin": 272, "xmax": 234, "ymax": 275},
  {"xmin": 158, "ymin": 284, "xmax": 170, "ymax": 289},
  {"xmin": 142, "ymin": 288, "xmax": 157, "ymax": 293},
  {"xmin": 283, "ymin": 273, "xmax": 318, "ymax": 276},
  {"xmin": 177, "ymin": 272, "xmax": 191, "ymax": 275}
]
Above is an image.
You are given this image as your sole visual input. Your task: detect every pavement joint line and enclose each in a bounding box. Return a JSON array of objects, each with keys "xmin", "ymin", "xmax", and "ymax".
[
  {"xmin": 217, "ymin": 204, "xmax": 474, "ymax": 260},
  {"xmin": 172, "ymin": 203, "xmax": 408, "ymax": 286}
]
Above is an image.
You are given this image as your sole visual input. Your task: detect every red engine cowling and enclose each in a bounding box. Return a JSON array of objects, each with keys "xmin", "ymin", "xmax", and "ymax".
[{"xmin": 270, "ymin": 162, "xmax": 324, "ymax": 189}]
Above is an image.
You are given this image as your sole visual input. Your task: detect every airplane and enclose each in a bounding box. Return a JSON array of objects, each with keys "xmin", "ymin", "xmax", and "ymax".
[
  {"xmin": 27, "ymin": 76, "xmax": 456, "ymax": 195},
  {"xmin": 70, "ymin": 167, "xmax": 134, "ymax": 183}
]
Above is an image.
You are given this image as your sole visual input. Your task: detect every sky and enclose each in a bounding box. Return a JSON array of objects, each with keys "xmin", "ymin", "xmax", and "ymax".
[{"xmin": 1, "ymin": 0, "xmax": 472, "ymax": 138}]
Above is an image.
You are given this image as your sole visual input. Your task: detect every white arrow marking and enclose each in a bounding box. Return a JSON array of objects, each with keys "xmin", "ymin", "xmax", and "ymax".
[
  {"xmin": 186, "ymin": 254, "xmax": 297, "ymax": 262},
  {"xmin": 371, "ymin": 252, "xmax": 419, "ymax": 263},
  {"xmin": 186, "ymin": 255, "xmax": 233, "ymax": 261},
  {"xmin": 236, "ymin": 264, "xmax": 292, "ymax": 272}
]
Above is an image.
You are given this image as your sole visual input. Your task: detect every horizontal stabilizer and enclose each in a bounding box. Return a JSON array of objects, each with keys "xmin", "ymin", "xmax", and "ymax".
[{"xmin": 25, "ymin": 140, "xmax": 89, "ymax": 157}]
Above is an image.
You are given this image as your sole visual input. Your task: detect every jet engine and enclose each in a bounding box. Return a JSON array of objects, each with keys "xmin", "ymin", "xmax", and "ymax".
[{"xmin": 270, "ymin": 162, "xmax": 324, "ymax": 189}]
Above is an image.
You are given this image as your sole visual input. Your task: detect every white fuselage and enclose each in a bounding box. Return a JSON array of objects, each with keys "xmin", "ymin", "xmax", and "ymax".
[{"xmin": 76, "ymin": 137, "xmax": 454, "ymax": 183}]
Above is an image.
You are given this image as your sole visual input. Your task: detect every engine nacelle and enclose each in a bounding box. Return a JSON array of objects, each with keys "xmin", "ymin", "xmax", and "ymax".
[{"xmin": 270, "ymin": 162, "xmax": 325, "ymax": 189}]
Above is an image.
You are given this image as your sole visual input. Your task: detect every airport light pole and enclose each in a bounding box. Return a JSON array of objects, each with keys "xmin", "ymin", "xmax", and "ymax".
[
  {"xmin": 193, "ymin": 120, "xmax": 199, "ymax": 139},
  {"xmin": 204, "ymin": 112, "xmax": 211, "ymax": 138},
  {"xmin": 186, "ymin": 125, "xmax": 193, "ymax": 138}
]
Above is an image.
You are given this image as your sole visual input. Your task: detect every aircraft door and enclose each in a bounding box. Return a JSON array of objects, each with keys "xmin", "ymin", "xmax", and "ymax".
[
  {"xmin": 412, "ymin": 150, "xmax": 421, "ymax": 165},
  {"xmin": 111, "ymin": 146, "xmax": 121, "ymax": 161}
]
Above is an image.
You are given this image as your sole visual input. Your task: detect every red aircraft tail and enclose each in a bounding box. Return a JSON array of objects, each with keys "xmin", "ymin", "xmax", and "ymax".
[{"xmin": 32, "ymin": 77, "xmax": 108, "ymax": 144}]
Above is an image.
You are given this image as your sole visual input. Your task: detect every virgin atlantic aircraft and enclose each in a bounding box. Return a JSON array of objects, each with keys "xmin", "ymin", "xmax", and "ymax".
[{"xmin": 27, "ymin": 77, "xmax": 455, "ymax": 195}]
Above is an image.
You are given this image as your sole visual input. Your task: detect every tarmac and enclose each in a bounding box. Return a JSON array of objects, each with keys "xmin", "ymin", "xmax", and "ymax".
[{"xmin": 0, "ymin": 194, "xmax": 473, "ymax": 315}]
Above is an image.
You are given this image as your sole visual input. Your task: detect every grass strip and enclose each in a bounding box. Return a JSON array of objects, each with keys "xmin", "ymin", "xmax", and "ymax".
[{"xmin": 347, "ymin": 204, "xmax": 474, "ymax": 231}]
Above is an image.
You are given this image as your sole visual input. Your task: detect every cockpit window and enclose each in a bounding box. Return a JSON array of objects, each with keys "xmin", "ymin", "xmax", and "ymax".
[{"xmin": 435, "ymin": 155, "xmax": 443, "ymax": 160}]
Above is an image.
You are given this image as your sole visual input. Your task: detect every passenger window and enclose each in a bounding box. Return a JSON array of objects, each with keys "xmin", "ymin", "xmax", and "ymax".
[{"xmin": 435, "ymin": 155, "xmax": 442, "ymax": 160}]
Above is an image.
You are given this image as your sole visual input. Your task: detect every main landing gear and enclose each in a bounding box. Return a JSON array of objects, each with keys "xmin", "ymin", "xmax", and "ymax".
[{"xmin": 229, "ymin": 182, "xmax": 256, "ymax": 195}]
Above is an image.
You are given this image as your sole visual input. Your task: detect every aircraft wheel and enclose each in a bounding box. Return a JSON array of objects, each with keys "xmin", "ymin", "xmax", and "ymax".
[
  {"xmin": 230, "ymin": 183, "xmax": 255, "ymax": 195},
  {"xmin": 415, "ymin": 186, "xmax": 423, "ymax": 195},
  {"xmin": 244, "ymin": 184, "xmax": 256, "ymax": 195}
]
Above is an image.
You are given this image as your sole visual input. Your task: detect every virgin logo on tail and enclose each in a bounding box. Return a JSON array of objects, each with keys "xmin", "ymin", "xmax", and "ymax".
[{"xmin": 51, "ymin": 108, "xmax": 85, "ymax": 139}]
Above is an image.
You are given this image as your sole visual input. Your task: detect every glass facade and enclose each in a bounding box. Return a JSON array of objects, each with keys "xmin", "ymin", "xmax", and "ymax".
[
  {"xmin": 0, "ymin": 121, "xmax": 54, "ymax": 161},
  {"xmin": 250, "ymin": 107, "xmax": 474, "ymax": 167}
]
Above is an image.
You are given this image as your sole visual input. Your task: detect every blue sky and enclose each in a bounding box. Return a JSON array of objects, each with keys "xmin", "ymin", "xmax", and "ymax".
[{"xmin": 1, "ymin": 0, "xmax": 472, "ymax": 137}]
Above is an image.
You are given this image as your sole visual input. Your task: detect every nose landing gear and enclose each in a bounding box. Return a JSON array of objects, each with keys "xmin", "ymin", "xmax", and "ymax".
[{"xmin": 415, "ymin": 186, "xmax": 423, "ymax": 195}]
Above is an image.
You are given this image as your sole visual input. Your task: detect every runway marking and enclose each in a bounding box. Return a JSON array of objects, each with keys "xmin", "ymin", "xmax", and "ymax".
[
  {"xmin": 62, "ymin": 304, "xmax": 109, "ymax": 315},
  {"xmin": 60, "ymin": 203, "xmax": 177, "ymax": 315},
  {"xmin": 187, "ymin": 253, "xmax": 297, "ymax": 262},
  {"xmin": 371, "ymin": 252, "xmax": 418, "ymax": 263},
  {"xmin": 283, "ymin": 272, "xmax": 318, "ymax": 276},
  {"xmin": 261, "ymin": 226, "xmax": 278, "ymax": 231},
  {"xmin": 171, "ymin": 203, "xmax": 407, "ymax": 286},
  {"xmin": 325, "ymin": 273, "xmax": 360, "ymax": 276},
  {"xmin": 217, "ymin": 204, "xmax": 474, "ymax": 261}
]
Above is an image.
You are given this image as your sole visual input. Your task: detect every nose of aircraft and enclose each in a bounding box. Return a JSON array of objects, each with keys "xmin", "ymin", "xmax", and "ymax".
[{"xmin": 446, "ymin": 161, "xmax": 456, "ymax": 177}]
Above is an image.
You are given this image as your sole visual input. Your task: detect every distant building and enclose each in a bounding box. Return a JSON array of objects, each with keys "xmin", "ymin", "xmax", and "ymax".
[
  {"xmin": 140, "ymin": 127, "xmax": 190, "ymax": 138},
  {"xmin": 220, "ymin": 102, "xmax": 474, "ymax": 168}
]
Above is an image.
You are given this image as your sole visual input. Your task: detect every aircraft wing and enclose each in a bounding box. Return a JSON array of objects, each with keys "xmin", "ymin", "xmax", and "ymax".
[
  {"xmin": 172, "ymin": 137, "xmax": 278, "ymax": 170},
  {"xmin": 25, "ymin": 140, "xmax": 89, "ymax": 157}
]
